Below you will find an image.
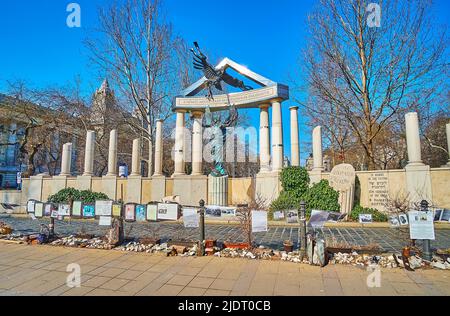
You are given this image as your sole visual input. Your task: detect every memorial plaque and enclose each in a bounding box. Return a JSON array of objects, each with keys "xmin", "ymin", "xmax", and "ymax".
[
  {"xmin": 368, "ymin": 172, "xmax": 389, "ymax": 210},
  {"xmin": 408, "ymin": 211, "xmax": 435, "ymax": 240},
  {"xmin": 329, "ymin": 164, "xmax": 356, "ymax": 191}
]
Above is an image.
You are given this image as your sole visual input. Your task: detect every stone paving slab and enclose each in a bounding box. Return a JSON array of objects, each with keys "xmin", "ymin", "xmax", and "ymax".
[
  {"xmin": 1, "ymin": 215, "xmax": 450, "ymax": 252},
  {"xmin": 1, "ymin": 243, "xmax": 449, "ymax": 296}
]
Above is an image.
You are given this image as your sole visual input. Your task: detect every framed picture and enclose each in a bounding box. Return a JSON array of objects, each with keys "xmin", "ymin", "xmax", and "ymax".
[
  {"xmin": 27, "ymin": 200, "xmax": 36, "ymax": 213},
  {"xmin": 124, "ymin": 204, "xmax": 136, "ymax": 222},
  {"xmin": 44, "ymin": 203, "xmax": 56, "ymax": 217},
  {"xmin": 251, "ymin": 210, "xmax": 268, "ymax": 233},
  {"xmin": 95, "ymin": 200, "xmax": 113, "ymax": 217},
  {"xmin": 273, "ymin": 211, "xmax": 285, "ymax": 221},
  {"xmin": 34, "ymin": 202, "xmax": 44, "ymax": 218},
  {"xmin": 434, "ymin": 209, "xmax": 443, "ymax": 222},
  {"xmin": 146, "ymin": 204, "xmax": 158, "ymax": 222},
  {"xmin": 359, "ymin": 214, "xmax": 373, "ymax": 224},
  {"xmin": 389, "ymin": 215, "xmax": 400, "ymax": 227},
  {"xmin": 441, "ymin": 209, "xmax": 450, "ymax": 222},
  {"xmin": 221, "ymin": 207, "xmax": 236, "ymax": 217},
  {"xmin": 157, "ymin": 203, "xmax": 180, "ymax": 221},
  {"xmin": 398, "ymin": 214, "xmax": 409, "ymax": 226},
  {"xmin": 82, "ymin": 204, "xmax": 95, "ymax": 218},
  {"xmin": 286, "ymin": 210, "xmax": 299, "ymax": 224},
  {"xmin": 72, "ymin": 201, "xmax": 83, "ymax": 218},
  {"xmin": 183, "ymin": 208, "xmax": 199, "ymax": 228},
  {"xmin": 112, "ymin": 203, "xmax": 123, "ymax": 218},
  {"xmin": 205, "ymin": 206, "xmax": 222, "ymax": 218},
  {"xmin": 136, "ymin": 205, "xmax": 146, "ymax": 222},
  {"xmin": 50, "ymin": 209, "xmax": 59, "ymax": 219},
  {"xmin": 58, "ymin": 204, "xmax": 71, "ymax": 217}
]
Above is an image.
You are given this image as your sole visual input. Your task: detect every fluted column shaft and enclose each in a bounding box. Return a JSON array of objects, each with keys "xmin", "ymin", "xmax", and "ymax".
[
  {"xmin": 312, "ymin": 126, "xmax": 323, "ymax": 171},
  {"xmin": 106, "ymin": 130, "xmax": 118, "ymax": 176},
  {"xmin": 290, "ymin": 106, "xmax": 300, "ymax": 167},
  {"xmin": 271, "ymin": 101, "xmax": 284, "ymax": 172},
  {"xmin": 405, "ymin": 112, "xmax": 423, "ymax": 165},
  {"xmin": 130, "ymin": 138, "xmax": 141, "ymax": 176},
  {"xmin": 259, "ymin": 104, "xmax": 271, "ymax": 172},
  {"xmin": 173, "ymin": 111, "xmax": 186, "ymax": 176},
  {"xmin": 191, "ymin": 111, "xmax": 203, "ymax": 176},
  {"xmin": 83, "ymin": 131, "xmax": 96, "ymax": 176},
  {"xmin": 60, "ymin": 143, "xmax": 73, "ymax": 176},
  {"xmin": 153, "ymin": 120, "xmax": 163, "ymax": 176}
]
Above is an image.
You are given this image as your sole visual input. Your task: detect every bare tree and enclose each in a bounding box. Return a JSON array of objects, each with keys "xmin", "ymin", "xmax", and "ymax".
[
  {"xmin": 301, "ymin": 0, "xmax": 447, "ymax": 170},
  {"xmin": 85, "ymin": 0, "xmax": 189, "ymax": 177}
]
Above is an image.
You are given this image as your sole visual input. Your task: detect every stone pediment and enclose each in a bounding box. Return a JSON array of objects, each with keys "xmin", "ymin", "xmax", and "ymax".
[{"xmin": 174, "ymin": 58, "xmax": 289, "ymax": 112}]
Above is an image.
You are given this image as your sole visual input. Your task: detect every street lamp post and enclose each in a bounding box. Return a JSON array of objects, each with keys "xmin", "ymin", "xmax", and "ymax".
[
  {"xmin": 299, "ymin": 201, "xmax": 307, "ymax": 261},
  {"xmin": 199, "ymin": 199, "xmax": 206, "ymax": 256},
  {"xmin": 420, "ymin": 200, "xmax": 432, "ymax": 261}
]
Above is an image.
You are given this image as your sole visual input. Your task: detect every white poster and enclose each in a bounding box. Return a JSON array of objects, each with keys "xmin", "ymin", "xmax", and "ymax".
[
  {"xmin": 27, "ymin": 200, "xmax": 36, "ymax": 213},
  {"xmin": 157, "ymin": 203, "xmax": 179, "ymax": 221},
  {"xmin": 252, "ymin": 210, "xmax": 268, "ymax": 233},
  {"xmin": 95, "ymin": 200, "xmax": 113, "ymax": 217},
  {"xmin": 58, "ymin": 204, "xmax": 71, "ymax": 216},
  {"xmin": 183, "ymin": 208, "xmax": 199, "ymax": 228},
  {"xmin": 99, "ymin": 216, "xmax": 112, "ymax": 226},
  {"xmin": 408, "ymin": 211, "xmax": 435, "ymax": 240}
]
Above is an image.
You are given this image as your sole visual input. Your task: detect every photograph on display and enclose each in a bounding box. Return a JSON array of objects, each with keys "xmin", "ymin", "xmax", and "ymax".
[
  {"xmin": 389, "ymin": 215, "xmax": 400, "ymax": 227},
  {"xmin": 286, "ymin": 210, "xmax": 299, "ymax": 224},
  {"xmin": 95, "ymin": 200, "xmax": 113, "ymax": 217},
  {"xmin": 309, "ymin": 210, "xmax": 330, "ymax": 228},
  {"xmin": 273, "ymin": 211, "xmax": 285, "ymax": 221},
  {"xmin": 399, "ymin": 214, "xmax": 409, "ymax": 226},
  {"xmin": 441, "ymin": 209, "xmax": 450, "ymax": 222},
  {"xmin": 221, "ymin": 207, "xmax": 237, "ymax": 217},
  {"xmin": 112, "ymin": 204, "xmax": 122, "ymax": 218},
  {"xmin": 157, "ymin": 203, "xmax": 179, "ymax": 221},
  {"xmin": 146, "ymin": 204, "xmax": 158, "ymax": 221},
  {"xmin": 125, "ymin": 204, "xmax": 136, "ymax": 222},
  {"xmin": 72, "ymin": 201, "xmax": 83, "ymax": 218},
  {"xmin": 34, "ymin": 202, "xmax": 44, "ymax": 218},
  {"xmin": 205, "ymin": 206, "xmax": 222, "ymax": 218},
  {"xmin": 44, "ymin": 204, "xmax": 56, "ymax": 217},
  {"xmin": 82, "ymin": 204, "xmax": 95, "ymax": 218},
  {"xmin": 358, "ymin": 214, "xmax": 373, "ymax": 224},
  {"xmin": 58, "ymin": 204, "xmax": 71, "ymax": 217},
  {"xmin": 434, "ymin": 209, "xmax": 443, "ymax": 222},
  {"xmin": 27, "ymin": 200, "xmax": 36, "ymax": 213},
  {"xmin": 136, "ymin": 205, "xmax": 146, "ymax": 222}
]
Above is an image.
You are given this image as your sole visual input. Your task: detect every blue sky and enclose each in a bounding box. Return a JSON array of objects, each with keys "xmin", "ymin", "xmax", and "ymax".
[{"xmin": 0, "ymin": 0, "xmax": 448, "ymax": 164}]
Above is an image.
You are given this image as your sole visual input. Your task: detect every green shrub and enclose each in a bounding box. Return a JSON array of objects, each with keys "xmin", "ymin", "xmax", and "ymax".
[
  {"xmin": 48, "ymin": 188, "xmax": 110, "ymax": 204},
  {"xmin": 280, "ymin": 167, "xmax": 310, "ymax": 195},
  {"xmin": 302, "ymin": 180, "xmax": 340, "ymax": 217},
  {"xmin": 350, "ymin": 205, "xmax": 388, "ymax": 222}
]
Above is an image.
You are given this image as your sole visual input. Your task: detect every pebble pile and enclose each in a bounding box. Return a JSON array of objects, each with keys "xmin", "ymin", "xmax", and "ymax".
[{"xmin": 50, "ymin": 235, "xmax": 113, "ymax": 250}]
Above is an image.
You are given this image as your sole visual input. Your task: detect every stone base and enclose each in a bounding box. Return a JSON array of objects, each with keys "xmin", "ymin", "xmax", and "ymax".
[
  {"xmin": 173, "ymin": 175, "xmax": 208, "ymax": 207},
  {"xmin": 151, "ymin": 176, "xmax": 166, "ymax": 202},
  {"xmin": 255, "ymin": 172, "xmax": 282, "ymax": 207},
  {"xmin": 126, "ymin": 176, "xmax": 142, "ymax": 204},
  {"xmin": 208, "ymin": 175, "xmax": 228, "ymax": 206},
  {"xmin": 51, "ymin": 176, "xmax": 69, "ymax": 195},
  {"xmin": 102, "ymin": 176, "xmax": 118, "ymax": 201},
  {"xmin": 76, "ymin": 176, "xmax": 92, "ymax": 191},
  {"xmin": 405, "ymin": 163, "xmax": 433, "ymax": 204}
]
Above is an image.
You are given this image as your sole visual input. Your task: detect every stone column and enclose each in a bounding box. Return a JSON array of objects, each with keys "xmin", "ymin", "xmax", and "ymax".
[
  {"xmin": 106, "ymin": 129, "xmax": 118, "ymax": 176},
  {"xmin": 312, "ymin": 126, "xmax": 323, "ymax": 171},
  {"xmin": 153, "ymin": 119, "xmax": 163, "ymax": 176},
  {"xmin": 290, "ymin": 106, "xmax": 300, "ymax": 167},
  {"xmin": 60, "ymin": 143, "xmax": 73, "ymax": 176},
  {"xmin": 191, "ymin": 111, "xmax": 203, "ymax": 176},
  {"xmin": 271, "ymin": 100, "xmax": 284, "ymax": 172},
  {"xmin": 446, "ymin": 123, "xmax": 450, "ymax": 166},
  {"xmin": 405, "ymin": 112, "xmax": 423, "ymax": 166},
  {"xmin": 82, "ymin": 131, "xmax": 96, "ymax": 176},
  {"xmin": 130, "ymin": 138, "xmax": 141, "ymax": 177},
  {"xmin": 259, "ymin": 104, "xmax": 271, "ymax": 172},
  {"xmin": 173, "ymin": 111, "xmax": 186, "ymax": 176}
]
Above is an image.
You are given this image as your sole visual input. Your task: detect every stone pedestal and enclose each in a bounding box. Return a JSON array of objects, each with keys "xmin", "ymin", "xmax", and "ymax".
[
  {"xmin": 102, "ymin": 176, "xmax": 117, "ymax": 201},
  {"xmin": 76, "ymin": 176, "xmax": 92, "ymax": 191},
  {"xmin": 126, "ymin": 176, "xmax": 142, "ymax": 204},
  {"xmin": 255, "ymin": 172, "xmax": 282, "ymax": 207},
  {"xmin": 208, "ymin": 175, "xmax": 228, "ymax": 206},
  {"xmin": 405, "ymin": 164, "xmax": 433, "ymax": 204},
  {"xmin": 51, "ymin": 176, "xmax": 68, "ymax": 195},
  {"xmin": 173, "ymin": 175, "xmax": 207, "ymax": 206},
  {"xmin": 151, "ymin": 176, "xmax": 166, "ymax": 202}
]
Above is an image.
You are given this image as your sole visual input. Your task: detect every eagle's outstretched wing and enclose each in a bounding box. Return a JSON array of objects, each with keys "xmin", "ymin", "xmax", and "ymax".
[
  {"xmin": 191, "ymin": 42, "xmax": 219, "ymax": 81},
  {"xmin": 221, "ymin": 72, "xmax": 253, "ymax": 91}
]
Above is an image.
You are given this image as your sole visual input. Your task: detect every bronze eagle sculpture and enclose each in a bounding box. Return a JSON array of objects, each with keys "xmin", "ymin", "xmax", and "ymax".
[{"xmin": 191, "ymin": 42, "xmax": 253, "ymax": 100}]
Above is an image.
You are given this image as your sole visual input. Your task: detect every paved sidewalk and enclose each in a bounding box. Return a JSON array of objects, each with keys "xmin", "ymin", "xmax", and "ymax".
[
  {"xmin": 2, "ymin": 215, "xmax": 450, "ymax": 252},
  {"xmin": 0, "ymin": 243, "xmax": 449, "ymax": 296}
]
